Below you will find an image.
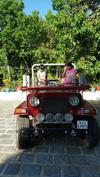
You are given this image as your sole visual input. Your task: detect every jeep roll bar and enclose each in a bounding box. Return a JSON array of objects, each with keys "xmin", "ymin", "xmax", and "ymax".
[{"xmin": 32, "ymin": 63, "xmax": 65, "ymax": 86}]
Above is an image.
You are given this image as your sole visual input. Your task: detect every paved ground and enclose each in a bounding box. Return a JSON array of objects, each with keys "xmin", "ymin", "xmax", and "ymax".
[{"xmin": 0, "ymin": 100, "xmax": 100, "ymax": 177}]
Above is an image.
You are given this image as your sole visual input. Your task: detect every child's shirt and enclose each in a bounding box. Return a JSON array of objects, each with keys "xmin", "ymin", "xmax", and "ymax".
[{"xmin": 62, "ymin": 67, "xmax": 77, "ymax": 85}]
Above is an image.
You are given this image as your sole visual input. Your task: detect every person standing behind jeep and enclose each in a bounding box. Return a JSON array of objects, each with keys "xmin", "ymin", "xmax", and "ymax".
[
  {"xmin": 61, "ymin": 62, "xmax": 77, "ymax": 85},
  {"xmin": 37, "ymin": 64, "xmax": 47, "ymax": 86}
]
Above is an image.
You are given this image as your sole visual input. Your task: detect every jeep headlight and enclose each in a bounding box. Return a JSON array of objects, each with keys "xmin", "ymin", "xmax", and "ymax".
[
  {"xmin": 69, "ymin": 95, "xmax": 80, "ymax": 106},
  {"xmin": 45, "ymin": 113, "xmax": 54, "ymax": 122},
  {"xmin": 29, "ymin": 96, "xmax": 40, "ymax": 106},
  {"xmin": 64, "ymin": 113, "xmax": 73, "ymax": 122},
  {"xmin": 54, "ymin": 113, "xmax": 63, "ymax": 122},
  {"xmin": 36, "ymin": 113, "xmax": 44, "ymax": 123}
]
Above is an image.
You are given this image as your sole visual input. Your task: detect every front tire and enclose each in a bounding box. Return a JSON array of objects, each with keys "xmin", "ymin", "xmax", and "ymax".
[
  {"xmin": 16, "ymin": 116, "xmax": 32, "ymax": 149},
  {"xmin": 81, "ymin": 118, "xmax": 100, "ymax": 148}
]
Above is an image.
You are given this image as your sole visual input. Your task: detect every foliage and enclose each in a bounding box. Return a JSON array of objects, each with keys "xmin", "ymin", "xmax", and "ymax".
[
  {"xmin": 51, "ymin": 0, "xmax": 100, "ymax": 84},
  {"xmin": 0, "ymin": 0, "xmax": 100, "ymax": 85}
]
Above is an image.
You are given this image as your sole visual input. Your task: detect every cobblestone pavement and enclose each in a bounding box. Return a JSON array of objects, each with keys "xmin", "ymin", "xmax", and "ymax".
[{"xmin": 0, "ymin": 101, "xmax": 100, "ymax": 177}]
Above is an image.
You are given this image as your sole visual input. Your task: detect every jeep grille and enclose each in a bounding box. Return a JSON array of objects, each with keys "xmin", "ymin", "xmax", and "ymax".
[{"xmin": 40, "ymin": 97, "xmax": 68, "ymax": 114}]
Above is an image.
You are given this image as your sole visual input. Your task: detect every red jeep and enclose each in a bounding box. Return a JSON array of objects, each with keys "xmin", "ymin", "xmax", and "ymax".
[{"xmin": 14, "ymin": 63, "xmax": 100, "ymax": 149}]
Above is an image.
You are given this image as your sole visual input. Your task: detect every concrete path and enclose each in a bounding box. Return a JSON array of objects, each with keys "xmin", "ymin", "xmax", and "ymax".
[{"xmin": 0, "ymin": 101, "xmax": 100, "ymax": 177}]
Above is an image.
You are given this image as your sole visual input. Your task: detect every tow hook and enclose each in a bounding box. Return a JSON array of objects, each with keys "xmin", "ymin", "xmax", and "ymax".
[
  {"xmin": 70, "ymin": 129, "xmax": 76, "ymax": 136},
  {"xmin": 33, "ymin": 129, "xmax": 39, "ymax": 137}
]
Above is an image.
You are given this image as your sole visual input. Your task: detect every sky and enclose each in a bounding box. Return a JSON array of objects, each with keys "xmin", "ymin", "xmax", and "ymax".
[{"xmin": 23, "ymin": 0, "xmax": 55, "ymax": 17}]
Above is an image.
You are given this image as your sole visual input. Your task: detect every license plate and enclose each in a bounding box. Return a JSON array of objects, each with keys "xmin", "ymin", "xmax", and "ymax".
[{"xmin": 77, "ymin": 120, "xmax": 88, "ymax": 129}]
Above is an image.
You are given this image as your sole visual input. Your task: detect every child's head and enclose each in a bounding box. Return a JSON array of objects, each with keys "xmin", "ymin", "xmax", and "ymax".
[
  {"xmin": 39, "ymin": 64, "xmax": 45, "ymax": 70},
  {"xmin": 64, "ymin": 62, "xmax": 73, "ymax": 69}
]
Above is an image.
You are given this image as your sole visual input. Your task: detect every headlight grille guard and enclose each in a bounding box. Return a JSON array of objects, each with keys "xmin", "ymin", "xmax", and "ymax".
[
  {"xmin": 69, "ymin": 94, "xmax": 82, "ymax": 107},
  {"xmin": 28, "ymin": 95, "xmax": 40, "ymax": 107}
]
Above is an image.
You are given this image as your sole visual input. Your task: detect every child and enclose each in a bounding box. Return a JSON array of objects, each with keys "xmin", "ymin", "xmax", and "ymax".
[
  {"xmin": 37, "ymin": 64, "xmax": 47, "ymax": 86},
  {"xmin": 61, "ymin": 62, "xmax": 77, "ymax": 85}
]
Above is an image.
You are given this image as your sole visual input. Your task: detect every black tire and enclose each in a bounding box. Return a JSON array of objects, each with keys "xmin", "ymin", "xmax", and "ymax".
[
  {"xmin": 82, "ymin": 118, "xmax": 100, "ymax": 149},
  {"xmin": 16, "ymin": 116, "xmax": 32, "ymax": 149}
]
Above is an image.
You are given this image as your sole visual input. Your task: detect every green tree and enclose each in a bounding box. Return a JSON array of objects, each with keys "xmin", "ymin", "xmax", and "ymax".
[
  {"xmin": 0, "ymin": 0, "xmax": 24, "ymax": 67},
  {"xmin": 0, "ymin": 0, "xmax": 48, "ymax": 74},
  {"xmin": 0, "ymin": 0, "xmax": 99, "ymax": 84},
  {"xmin": 51, "ymin": 0, "xmax": 100, "ymax": 83},
  {"xmin": 14, "ymin": 11, "xmax": 46, "ymax": 70}
]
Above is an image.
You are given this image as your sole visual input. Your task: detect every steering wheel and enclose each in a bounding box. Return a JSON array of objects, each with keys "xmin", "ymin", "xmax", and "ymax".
[{"xmin": 48, "ymin": 79, "xmax": 60, "ymax": 86}]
